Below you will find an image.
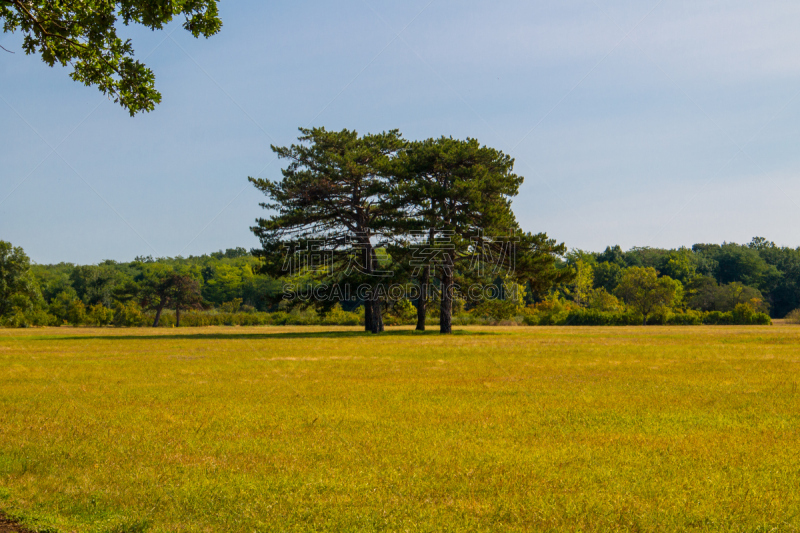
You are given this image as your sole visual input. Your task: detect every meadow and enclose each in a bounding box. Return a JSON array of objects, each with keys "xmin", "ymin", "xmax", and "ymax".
[{"xmin": 1, "ymin": 325, "xmax": 799, "ymax": 532}]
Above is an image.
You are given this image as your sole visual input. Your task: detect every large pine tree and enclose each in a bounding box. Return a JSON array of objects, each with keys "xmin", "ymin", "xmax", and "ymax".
[{"xmin": 250, "ymin": 127, "xmax": 405, "ymax": 334}]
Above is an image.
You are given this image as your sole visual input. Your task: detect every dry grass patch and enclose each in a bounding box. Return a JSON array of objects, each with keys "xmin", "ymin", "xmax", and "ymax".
[{"xmin": 1, "ymin": 325, "xmax": 799, "ymax": 531}]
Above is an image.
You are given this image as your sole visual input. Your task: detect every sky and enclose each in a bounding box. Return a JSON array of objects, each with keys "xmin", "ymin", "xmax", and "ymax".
[{"xmin": 2, "ymin": 0, "xmax": 800, "ymax": 264}]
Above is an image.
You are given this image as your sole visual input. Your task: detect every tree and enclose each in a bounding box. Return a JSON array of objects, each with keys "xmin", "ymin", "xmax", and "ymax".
[
  {"xmin": 686, "ymin": 277, "xmax": 767, "ymax": 313},
  {"xmin": 250, "ymin": 127, "xmax": 406, "ymax": 334},
  {"xmin": 393, "ymin": 137, "xmax": 523, "ymax": 334},
  {"xmin": 1, "ymin": 1, "xmax": 222, "ymax": 115},
  {"xmin": 586, "ymin": 287, "xmax": 622, "ymax": 312},
  {"xmin": 69, "ymin": 264, "xmax": 122, "ymax": 307},
  {"xmin": 659, "ymin": 248, "xmax": 696, "ymax": 284},
  {"xmin": 706, "ymin": 243, "xmax": 779, "ymax": 291},
  {"xmin": 614, "ymin": 267, "xmax": 681, "ymax": 325},
  {"xmin": 166, "ymin": 273, "xmax": 203, "ymax": 326},
  {"xmin": 566, "ymin": 259, "xmax": 593, "ymax": 306},
  {"xmin": 592, "ymin": 261, "xmax": 623, "ymax": 293},
  {"xmin": 138, "ymin": 265, "xmax": 172, "ymax": 327},
  {"xmin": 514, "ymin": 232, "xmax": 573, "ymax": 299},
  {"xmin": 596, "ymin": 245, "xmax": 627, "ymax": 267},
  {"xmin": 0, "ymin": 240, "xmax": 42, "ymax": 320}
]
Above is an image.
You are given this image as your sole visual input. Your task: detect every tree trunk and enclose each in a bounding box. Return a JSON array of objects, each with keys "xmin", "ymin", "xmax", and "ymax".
[
  {"xmin": 152, "ymin": 306, "xmax": 163, "ymax": 328},
  {"xmin": 372, "ymin": 298, "xmax": 383, "ymax": 334},
  {"xmin": 440, "ymin": 271, "xmax": 453, "ymax": 334},
  {"xmin": 642, "ymin": 313, "xmax": 647, "ymax": 326},
  {"xmin": 176, "ymin": 307, "xmax": 181, "ymax": 327},
  {"xmin": 416, "ymin": 266, "xmax": 429, "ymax": 331},
  {"xmin": 365, "ymin": 241, "xmax": 384, "ymax": 334},
  {"xmin": 364, "ymin": 299, "xmax": 373, "ymax": 332},
  {"xmin": 417, "ymin": 229, "xmax": 435, "ymax": 331}
]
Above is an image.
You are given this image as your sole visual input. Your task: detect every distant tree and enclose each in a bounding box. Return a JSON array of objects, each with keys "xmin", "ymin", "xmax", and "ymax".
[
  {"xmin": 69, "ymin": 264, "xmax": 122, "ymax": 307},
  {"xmin": 211, "ymin": 247, "xmax": 250, "ymax": 260},
  {"xmin": 592, "ymin": 262, "xmax": 623, "ymax": 293},
  {"xmin": 87, "ymin": 303, "xmax": 114, "ymax": 326},
  {"xmin": 684, "ymin": 275, "xmax": 718, "ymax": 312},
  {"xmin": 586, "ymin": 287, "xmax": 622, "ymax": 312},
  {"xmin": 250, "ymin": 127, "xmax": 406, "ymax": 334},
  {"xmin": 711, "ymin": 243, "xmax": 779, "ymax": 290},
  {"xmin": 0, "ymin": 240, "xmax": 42, "ymax": 320},
  {"xmin": 614, "ymin": 267, "xmax": 681, "ymax": 325},
  {"xmin": 0, "ymin": 0, "xmax": 222, "ymax": 115},
  {"xmin": 30, "ymin": 263, "xmax": 74, "ymax": 302},
  {"xmin": 686, "ymin": 276, "xmax": 767, "ymax": 313},
  {"xmin": 748, "ymin": 237, "xmax": 776, "ymax": 251},
  {"xmin": 625, "ymin": 247, "xmax": 670, "ymax": 269},
  {"xmin": 596, "ymin": 245, "xmax": 627, "ymax": 267},
  {"xmin": 566, "ymin": 259, "xmax": 593, "ymax": 306},
  {"xmin": 659, "ymin": 248, "xmax": 696, "ymax": 284},
  {"xmin": 166, "ymin": 273, "xmax": 203, "ymax": 327},
  {"xmin": 514, "ymin": 233, "xmax": 573, "ymax": 299},
  {"xmin": 66, "ymin": 298, "xmax": 87, "ymax": 326},
  {"xmin": 48, "ymin": 290, "xmax": 77, "ymax": 323},
  {"xmin": 138, "ymin": 266, "xmax": 172, "ymax": 327}
]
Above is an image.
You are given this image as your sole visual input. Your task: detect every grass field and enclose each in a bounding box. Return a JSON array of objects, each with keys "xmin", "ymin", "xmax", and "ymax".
[{"xmin": 1, "ymin": 325, "xmax": 799, "ymax": 532}]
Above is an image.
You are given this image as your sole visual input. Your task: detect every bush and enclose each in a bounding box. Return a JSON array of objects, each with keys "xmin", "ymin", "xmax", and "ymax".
[
  {"xmin": 521, "ymin": 304, "xmax": 770, "ymax": 327},
  {"xmin": 322, "ymin": 304, "xmax": 362, "ymax": 326},
  {"xmin": 1, "ymin": 308, "xmax": 56, "ymax": 328},
  {"xmin": 66, "ymin": 299, "xmax": 87, "ymax": 326},
  {"xmin": 113, "ymin": 301, "xmax": 148, "ymax": 327},
  {"xmin": 666, "ymin": 309, "xmax": 704, "ymax": 325},
  {"xmin": 87, "ymin": 304, "xmax": 114, "ymax": 326},
  {"xmin": 523, "ymin": 298, "xmax": 581, "ymax": 325},
  {"xmin": 702, "ymin": 306, "xmax": 771, "ymax": 325},
  {"xmin": 785, "ymin": 309, "xmax": 800, "ymax": 324},
  {"xmin": 470, "ymin": 299, "xmax": 519, "ymax": 321}
]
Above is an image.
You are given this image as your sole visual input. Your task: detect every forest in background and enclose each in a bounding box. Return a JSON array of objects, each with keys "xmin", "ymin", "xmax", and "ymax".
[{"xmin": 4, "ymin": 236, "xmax": 800, "ymax": 328}]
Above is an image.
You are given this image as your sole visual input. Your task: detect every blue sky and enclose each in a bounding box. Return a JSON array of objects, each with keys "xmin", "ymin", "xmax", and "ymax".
[{"xmin": 2, "ymin": 0, "xmax": 800, "ymax": 264}]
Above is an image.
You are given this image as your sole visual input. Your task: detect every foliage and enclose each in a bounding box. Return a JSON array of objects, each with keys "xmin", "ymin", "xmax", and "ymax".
[
  {"xmin": 686, "ymin": 277, "xmax": 768, "ymax": 313},
  {"xmin": 0, "ymin": 241, "xmax": 42, "ymax": 319},
  {"xmin": 220, "ymin": 298, "xmax": 243, "ymax": 314},
  {"xmin": 586, "ymin": 287, "xmax": 622, "ymax": 312},
  {"xmin": 395, "ymin": 136, "xmax": 524, "ymax": 334},
  {"xmin": 250, "ymin": 127, "xmax": 406, "ymax": 334},
  {"xmin": 614, "ymin": 267, "xmax": 682, "ymax": 325},
  {"xmin": 784, "ymin": 309, "xmax": 800, "ymax": 324},
  {"xmin": 165, "ymin": 272, "xmax": 204, "ymax": 327},
  {"xmin": 1, "ymin": 0, "xmax": 222, "ymax": 115},
  {"xmin": 565, "ymin": 259, "xmax": 593, "ymax": 305},
  {"xmin": 86, "ymin": 303, "xmax": 114, "ymax": 326},
  {"xmin": 66, "ymin": 298, "xmax": 87, "ymax": 326},
  {"xmin": 592, "ymin": 261, "xmax": 623, "ymax": 293},
  {"xmin": 113, "ymin": 300, "xmax": 147, "ymax": 327},
  {"xmin": 321, "ymin": 304, "xmax": 362, "ymax": 326}
]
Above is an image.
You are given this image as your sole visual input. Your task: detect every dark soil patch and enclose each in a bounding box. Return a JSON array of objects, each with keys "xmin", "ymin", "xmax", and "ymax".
[{"xmin": 0, "ymin": 514, "xmax": 34, "ymax": 533}]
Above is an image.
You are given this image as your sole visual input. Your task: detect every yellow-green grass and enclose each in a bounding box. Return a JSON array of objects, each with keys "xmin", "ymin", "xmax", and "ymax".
[{"xmin": 1, "ymin": 325, "xmax": 800, "ymax": 532}]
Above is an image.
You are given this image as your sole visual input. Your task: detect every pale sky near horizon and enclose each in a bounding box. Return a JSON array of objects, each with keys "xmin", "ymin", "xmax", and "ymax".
[{"xmin": 2, "ymin": 0, "xmax": 800, "ymax": 264}]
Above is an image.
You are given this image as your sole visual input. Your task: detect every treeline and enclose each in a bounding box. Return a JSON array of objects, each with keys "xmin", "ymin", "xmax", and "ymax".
[
  {"xmin": 3, "ymin": 126, "xmax": 800, "ymax": 329},
  {"xmin": 4, "ymin": 237, "xmax": 800, "ymax": 328},
  {"xmin": 0, "ymin": 242, "xmax": 284, "ymax": 327},
  {"xmin": 566, "ymin": 237, "xmax": 800, "ymax": 318}
]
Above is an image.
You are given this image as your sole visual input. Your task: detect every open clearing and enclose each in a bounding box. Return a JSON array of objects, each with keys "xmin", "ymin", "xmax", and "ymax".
[{"xmin": 1, "ymin": 325, "xmax": 799, "ymax": 532}]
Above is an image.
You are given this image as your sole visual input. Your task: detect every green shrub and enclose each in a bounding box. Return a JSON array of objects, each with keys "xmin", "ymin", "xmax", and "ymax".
[
  {"xmin": 113, "ymin": 301, "xmax": 148, "ymax": 327},
  {"xmin": 87, "ymin": 304, "xmax": 114, "ymax": 326},
  {"xmin": 666, "ymin": 310, "xmax": 704, "ymax": 326},
  {"xmin": 66, "ymin": 299, "xmax": 87, "ymax": 326},
  {"xmin": 322, "ymin": 304, "xmax": 362, "ymax": 326}
]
